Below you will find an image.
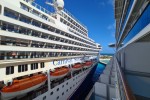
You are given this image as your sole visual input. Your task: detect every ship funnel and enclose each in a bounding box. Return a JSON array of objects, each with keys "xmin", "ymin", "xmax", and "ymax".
[{"xmin": 46, "ymin": 0, "xmax": 64, "ymax": 14}]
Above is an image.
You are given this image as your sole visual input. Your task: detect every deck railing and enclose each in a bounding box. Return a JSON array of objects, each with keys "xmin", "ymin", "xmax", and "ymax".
[
  {"xmin": 63, "ymin": 8, "xmax": 87, "ymax": 29},
  {"xmin": 24, "ymin": 0, "xmax": 87, "ymax": 30},
  {"xmin": 23, "ymin": 0, "xmax": 52, "ymax": 15},
  {"xmin": 114, "ymin": 57, "xmax": 136, "ymax": 100}
]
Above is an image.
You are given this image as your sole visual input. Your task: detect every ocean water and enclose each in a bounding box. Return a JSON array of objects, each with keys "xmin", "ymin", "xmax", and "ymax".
[
  {"xmin": 101, "ymin": 53, "xmax": 114, "ymax": 56},
  {"xmin": 70, "ymin": 63, "xmax": 105, "ymax": 100}
]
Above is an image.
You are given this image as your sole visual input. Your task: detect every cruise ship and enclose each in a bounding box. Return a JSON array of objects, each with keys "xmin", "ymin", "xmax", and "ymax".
[
  {"xmin": 114, "ymin": 0, "xmax": 150, "ymax": 99},
  {"xmin": 88, "ymin": 0, "xmax": 150, "ymax": 100},
  {"xmin": 0, "ymin": 0, "xmax": 101, "ymax": 100}
]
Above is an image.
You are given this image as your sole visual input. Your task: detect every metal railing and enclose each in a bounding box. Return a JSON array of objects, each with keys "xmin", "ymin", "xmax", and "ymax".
[
  {"xmin": 63, "ymin": 8, "xmax": 87, "ymax": 29},
  {"xmin": 24, "ymin": 0, "xmax": 88, "ymax": 30},
  {"xmin": 23, "ymin": 0, "xmax": 52, "ymax": 15},
  {"xmin": 114, "ymin": 57, "xmax": 136, "ymax": 100}
]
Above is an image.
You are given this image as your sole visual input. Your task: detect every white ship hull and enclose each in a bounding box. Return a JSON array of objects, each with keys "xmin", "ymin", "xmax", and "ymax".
[
  {"xmin": 84, "ymin": 65, "xmax": 91, "ymax": 69},
  {"xmin": 34, "ymin": 62, "xmax": 97, "ymax": 100},
  {"xmin": 72, "ymin": 67, "xmax": 83, "ymax": 71}
]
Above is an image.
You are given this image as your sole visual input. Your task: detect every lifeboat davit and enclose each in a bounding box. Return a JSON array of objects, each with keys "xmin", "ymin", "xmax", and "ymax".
[
  {"xmin": 1, "ymin": 74, "xmax": 47, "ymax": 100},
  {"xmin": 50, "ymin": 67, "xmax": 70, "ymax": 80},
  {"xmin": 72, "ymin": 63, "xmax": 83, "ymax": 71},
  {"xmin": 84, "ymin": 61, "xmax": 93, "ymax": 68}
]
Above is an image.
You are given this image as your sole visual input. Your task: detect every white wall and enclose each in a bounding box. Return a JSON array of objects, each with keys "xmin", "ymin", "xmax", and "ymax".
[
  {"xmin": 122, "ymin": 42, "xmax": 150, "ymax": 98},
  {"xmin": 125, "ymin": 42, "xmax": 150, "ymax": 73}
]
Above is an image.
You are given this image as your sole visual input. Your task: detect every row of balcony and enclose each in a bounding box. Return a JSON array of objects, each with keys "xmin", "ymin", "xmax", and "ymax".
[{"xmin": 0, "ymin": 21, "xmax": 98, "ymax": 50}]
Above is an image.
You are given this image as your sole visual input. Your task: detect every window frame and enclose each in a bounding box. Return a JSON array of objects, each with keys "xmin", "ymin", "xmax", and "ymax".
[{"xmin": 6, "ymin": 66, "xmax": 14, "ymax": 75}]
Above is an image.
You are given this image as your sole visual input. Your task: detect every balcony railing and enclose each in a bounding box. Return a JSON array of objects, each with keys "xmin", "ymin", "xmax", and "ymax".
[
  {"xmin": 23, "ymin": 0, "xmax": 52, "ymax": 16},
  {"xmin": 63, "ymin": 8, "xmax": 87, "ymax": 29},
  {"xmin": 114, "ymin": 56, "xmax": 136, "ymax": 100}
]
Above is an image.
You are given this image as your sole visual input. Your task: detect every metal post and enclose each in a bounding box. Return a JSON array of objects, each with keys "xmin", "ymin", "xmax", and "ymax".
[
  {"xmin": 47, "ymin": 70, "xmax": 51, "ymax": 91},
  {"xmin": 1, "ymin": 6, "xmax": 4, "ymax": 15}
]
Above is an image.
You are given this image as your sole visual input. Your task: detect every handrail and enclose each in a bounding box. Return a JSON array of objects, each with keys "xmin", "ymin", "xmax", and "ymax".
[
  {"xmin": 23, "ymin": 0, "xmax": 52, "ymax": 15},
  {"xmin": 63, "ymin": 8, "xmax": 87, "ymax": 29},
  {"xmin": 114, "ymin": 57, "xmax": 136, "ymax": 100},
  {"xmin": 24, "ymin": 0, "xmax": 87, "ymax": 29}
]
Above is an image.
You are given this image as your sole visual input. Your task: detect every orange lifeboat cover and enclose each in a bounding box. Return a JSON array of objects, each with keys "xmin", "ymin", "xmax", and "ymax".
[
  {"xmin": 85, "ymin": 61, "xmax": 93, "ymax": 66},
  {"xmin": 72, "ymin": 63, "xmax": 83, "ymax": 69},
  {"xmin": 50, "ymin": 67, "xmax": 69, "ymax": 76},
  {"xmin": 1, "ymin": 74, "xmax": 47, "ymax": 93}
]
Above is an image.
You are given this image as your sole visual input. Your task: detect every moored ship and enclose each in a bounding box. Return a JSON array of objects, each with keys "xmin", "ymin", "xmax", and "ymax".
[{"xmin": 0, "ymin": 0, "xmax": 101, "ymax": 100}]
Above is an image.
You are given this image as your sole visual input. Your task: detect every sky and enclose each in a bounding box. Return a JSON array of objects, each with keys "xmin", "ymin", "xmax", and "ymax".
[{"xmin": 36, "ymin": 0, "xmax": 116, "ymax": 54}]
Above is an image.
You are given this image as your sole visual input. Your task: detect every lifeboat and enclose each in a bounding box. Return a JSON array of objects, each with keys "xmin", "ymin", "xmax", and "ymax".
[
  {"xmin": 83, "ymin": 61, "xmax": 93, "ymax": 68},
  {"xmin": 72, "ymin": 63, "xmax": 83, "ymax": 71},
  {"xmin": 1, "ymin": 74, "xmax": 47, "ymax": 100},
  {"xmin": 7, "ymin": 52, "xmax": 17, "ymax": 56},
  {"xmin": 50, "ymin": 67, "xmax": 70, "ymax": 80}
]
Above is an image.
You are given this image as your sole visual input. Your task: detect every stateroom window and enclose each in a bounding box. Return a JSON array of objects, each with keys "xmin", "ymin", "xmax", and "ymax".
[
  {"xmin": 20, "ymin": 3, "xmax": 29, "ymax": 12},
  {"xmin": 40, "ymin": 62, "xmax": 45, "ymax": 68},
  {"xmin": 18, "ymin": 64, "xmax": 28, "ymax": 73},
  {"xmin": 6, "ymin": 66, "xmax": 14, "ymax": 75},
  {"xmin": 31, "ymin": 63, "xmax": 38, "ymax": 70}
]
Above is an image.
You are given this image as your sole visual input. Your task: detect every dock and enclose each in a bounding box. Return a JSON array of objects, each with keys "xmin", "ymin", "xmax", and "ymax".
[{"xmin": 99, "ymin": 58, "xmax": 110, "ymax": 65}]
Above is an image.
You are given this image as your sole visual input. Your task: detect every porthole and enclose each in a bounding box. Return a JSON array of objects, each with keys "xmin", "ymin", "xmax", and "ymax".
[
  {"xmin": 66, "ymin": 82, "xmax": 68, "ymax": 85},
  {"xmin": 70, "ymin": 87, "xmax": 72, "ymax": 89},
  {"xmin": 66, "ymin": 89, "xmax": 68, "ymax": 92},
  {"xmin": 57, "ymin": 96, "xmax": 59, "ymax": 100},
  {"xmin": 62, "ymin": 85, "xmax": 64, "ymax": 88},
  {"xmin": 57, "ymin": 88, "xmax": 59, "ymax": 91},
  {"xmin": 50, "ymin": 91, "xmax": 53, "ymax": 95},
  {"xmin": 43, "ymin": 96, "xmax": 46, "ymax": 100},
  {"xmin": 62, "ymin": 92, "xmax": 64, "ymax": 95}
]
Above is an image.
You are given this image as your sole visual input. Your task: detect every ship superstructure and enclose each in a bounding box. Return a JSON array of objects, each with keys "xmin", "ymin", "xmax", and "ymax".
[
  {"xmin": 0, "ymin": 0, "xmax": 101, "ymax": 100},
  {"xmin": 109, "ymin": 0, "xmax": 150, "ymax": 99}
]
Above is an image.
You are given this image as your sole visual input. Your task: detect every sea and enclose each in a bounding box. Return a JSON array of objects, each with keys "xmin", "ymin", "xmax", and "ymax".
[
  {"xmin": 70, "ymin": 63, "xmax": 106, "ymax": 100},
  {"xmin": 101, "ymin": 53, "xmax": 114, "ymax": 56}
]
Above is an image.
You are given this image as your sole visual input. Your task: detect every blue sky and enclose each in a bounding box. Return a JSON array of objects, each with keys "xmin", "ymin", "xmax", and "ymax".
[{"xmin": 36, "ymin": 0, "xmax": 115, "ymax": 54}]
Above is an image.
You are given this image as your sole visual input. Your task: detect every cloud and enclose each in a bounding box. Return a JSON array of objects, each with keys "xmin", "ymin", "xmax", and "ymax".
[
  {"xmin": 96, "ymin": 0, "xmax": 114, "ymax": 7},
  {"xmin": 111, "ymin": 32, "xmax": 115, "ymax": 37},
  {"xmin": 99, "ymin": 2, "xmax": 105, "ymax": 6},
  {"xmin": 107, "ymin": 0, "xmax": 114, "ymax": 6},
  {"xmin": 107, "ymin": 25, "xmax": 114, "ymax": 30},
  {"xmin": 107, "ymin": 22, "xmax": 116, "ymax": 37},
  {"xmin": 107, "ymin": 22, "xmax": 115, "ymax": 30}
]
